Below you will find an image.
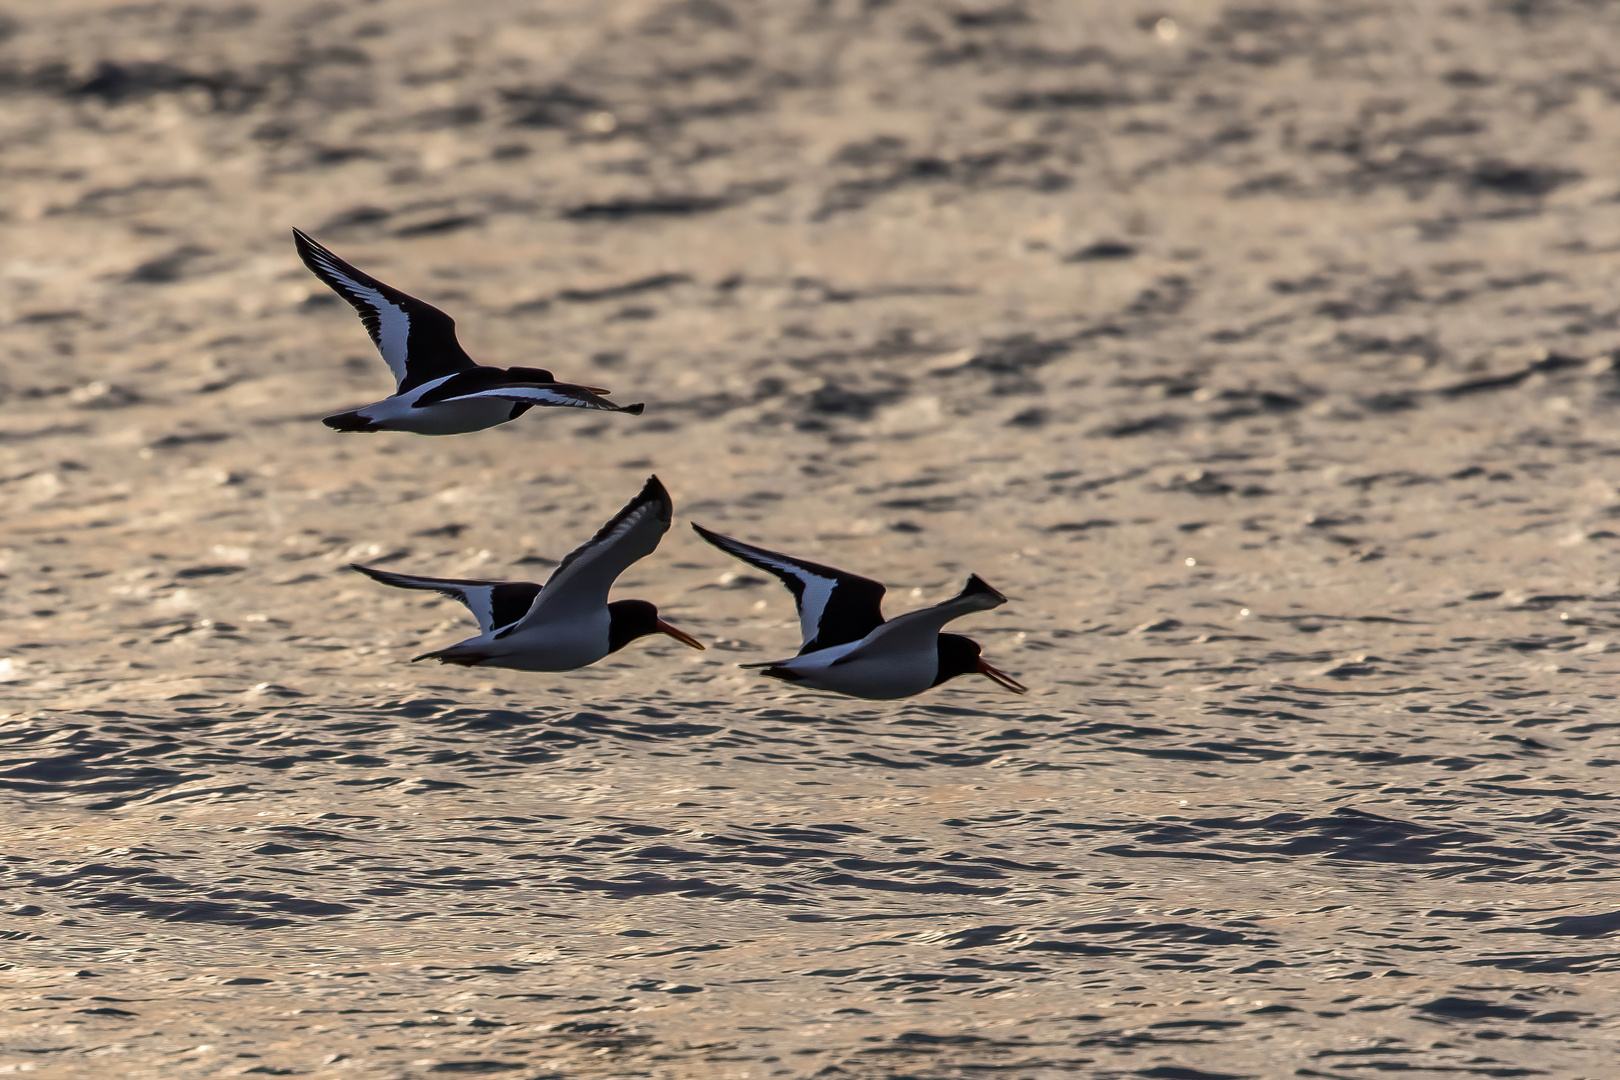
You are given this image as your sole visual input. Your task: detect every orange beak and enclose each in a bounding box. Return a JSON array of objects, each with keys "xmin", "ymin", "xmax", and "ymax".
[
  {"xmin": 656, "ymin": 618, "xmax": 705, "ymax": 650},
  {"xmin": 583, "ymin": 386, "xmax": 613, "ymax": 395},
  {"xmin": 977, "ymin": 657, "xmax": 1027, "ymax": 694}
]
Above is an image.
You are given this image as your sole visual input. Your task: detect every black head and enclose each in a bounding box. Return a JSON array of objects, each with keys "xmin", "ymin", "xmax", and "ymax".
[
  {"xmin": 934, "ymin": 633, "xmax": 1027, "ymax": 694},
  {"xmin": 607, "ymin": 599, "xmax": 705, "ymax": 654}
]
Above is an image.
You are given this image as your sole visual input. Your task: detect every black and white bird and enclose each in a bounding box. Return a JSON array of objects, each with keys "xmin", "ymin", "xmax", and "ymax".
[
  {"xmin": 293, "ymin": 228, "xmax": 644, "ymax": 434},
  {"xmin": 692, "ymin": 524, "xmax": 1025, "ymax": 699},
  {"xmin": 353, "ymin": 476, "xmax": 703, "ymax": 671}
]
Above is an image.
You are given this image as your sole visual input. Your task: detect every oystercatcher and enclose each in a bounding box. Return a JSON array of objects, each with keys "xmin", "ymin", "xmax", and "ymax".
[
  {"xmin": 293, "ymin": 228, "xmax": 644, "ymax": 434},
  {"xmin": 353, "ymin": 476, "xmax": 703, "ymax": 670},
  {"xmin": 691, "ymin": 524, "xmax": 1025, "ymax": 699}
]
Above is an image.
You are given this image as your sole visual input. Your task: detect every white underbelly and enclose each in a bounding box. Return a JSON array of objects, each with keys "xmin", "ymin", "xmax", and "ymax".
[
  {"xmin": 360, "ymin": 395, "xmax": 515, "ymax": 435},
  {"xmin": 476, "ymin": 612, "xmax": 612, "ymax": 672},
  {"xmin": 783, "ymin": 647, "xmax": 939, "ymax": 700}
]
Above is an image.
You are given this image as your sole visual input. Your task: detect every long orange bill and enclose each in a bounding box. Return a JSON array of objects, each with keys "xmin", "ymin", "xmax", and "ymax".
[
  {"xmin": 583, "ymin": 386, "xmax": 612, "ymax": 395},
  {"xmin": 977, "ymin": 658, "xmax": 1027, "ymax": 694},
  {"xmin": 656, "ymin": 619, "xmax": 706, "ymax": 650}
]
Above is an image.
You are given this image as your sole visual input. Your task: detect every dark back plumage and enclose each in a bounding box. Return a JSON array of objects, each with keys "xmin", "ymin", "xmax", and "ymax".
[
  {"xmin": 690, "ymin": 523, "xmax": 887, "ymax": 654},
  {"xmin": 293, "ymin": 227, "xmax": 478, "ymax": 394}
]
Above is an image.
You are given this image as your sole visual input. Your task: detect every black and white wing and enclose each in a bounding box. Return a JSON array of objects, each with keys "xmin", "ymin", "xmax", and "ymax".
[
  {"xmin": 830, "ymin": 574, "xmax": 1007, "ymax": 665},
  {"xmin": 413, "ymin": 369, "xmax": 645, "ymax": 415},
  {"xmin": 436, "ymin": 385, "xmax": 645, "ymax": 414},
  {"xmin": 690, "ymin": 524, "xmax": 886, "ymax": 654},
  {"xmin": 351, "ymin": 564, "xmax": 541, "ymax": 635},
  {"xmin": 509, "ymin": 476, "xmax": 672, "ymax": 628},
  {"xmin": 293, "ymin": 228, "xmax": 478, "ymax": 394}
]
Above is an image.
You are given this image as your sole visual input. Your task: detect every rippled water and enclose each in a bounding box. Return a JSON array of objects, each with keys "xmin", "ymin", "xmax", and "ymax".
[
  {"xmin": 7, "ymin": 0, "xmax": 1620, "ymax": 1075},
  {"xmin": 6, "ymin": 681, "xmax": 1619, "ymax": 1076}
]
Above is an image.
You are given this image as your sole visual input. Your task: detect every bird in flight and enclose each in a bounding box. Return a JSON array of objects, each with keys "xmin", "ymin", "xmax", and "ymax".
[
  {"xmin": 692, "ymin": 524, "xmax": 1025, "ymax": 699},
  {"xmin": 354, "ymin": 476, "xmax": 703, "ymax": 671},
  {"xmin": 294, "ymin": 228, "xmax": 643, "ymax": 435}
]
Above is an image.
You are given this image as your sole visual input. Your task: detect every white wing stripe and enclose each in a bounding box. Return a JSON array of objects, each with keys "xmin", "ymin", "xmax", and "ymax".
[
  {"xmin": 465, "ymin": 588, "xmax": 495, "ymax": 633},
  {"xmin": 399, "ymin": 374, "xmax": 456, "ymax": 405},
  {"xmin": 723, "ymin": 544, "xmax": 839, "ymax": 640},
  {"xmin": 387, "ymin": 575, "xmax": 496, "ymax": 634},
  {"xmin": 439, "ymin": 387, "xmax": 592, "ymax": 407},
  {"xmin": 789, "ymin": 638, "xmax": 862, "ymax": 668},
  {"xmin": 309, "ymin": 251, "xmax": 412, "ymax": 382},
  {"xmin": 792, "ymin": 570, "xmax": 836, "ymax": 638}
]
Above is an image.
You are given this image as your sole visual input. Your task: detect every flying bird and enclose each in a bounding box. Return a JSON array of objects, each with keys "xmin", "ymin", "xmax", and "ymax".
[
  {"xmin": 354, "ymin": 476, "xmax": 702, "ymax": 671},
  {"xmin": 293, "ymin": 228, "xmax": 643, "ymax": 434},
  {"xmin": 692, "ymin": 524, "xmax": 1025, "ymax": 699}
]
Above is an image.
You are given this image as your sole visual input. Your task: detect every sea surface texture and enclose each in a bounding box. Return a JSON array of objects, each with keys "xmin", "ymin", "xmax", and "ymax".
[{"xmin": 3, "ymin": 1, "xmax": 1620, "ymax": 1077}]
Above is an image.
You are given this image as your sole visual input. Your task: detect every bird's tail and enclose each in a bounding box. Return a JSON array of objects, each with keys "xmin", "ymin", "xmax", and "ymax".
[
  {"xmin": 740, "ymin": 661, "xmax": 804, "ymax": 682},
  {"xmin": 411, "ymin": 645, "xmax": 489, "ymax": 666},
  {"xmin": 322, "ymin": 410, "xmax": 378, "ymax": 432}
]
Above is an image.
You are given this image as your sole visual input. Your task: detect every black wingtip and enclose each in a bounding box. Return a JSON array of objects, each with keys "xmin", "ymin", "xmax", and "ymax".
[
  {"xmin": 292, "ymin": 227, "xmax": 344, "ymax": 276},
  {"xmin": 621, "ymin": 402, "xmax": 646, "ymax": 415},
  {"xmin": 350, "ymin": 563, "xmax": 395, "ymax": 585},
  {"xmin": 690, "ymin": 521, "xmax": 744, "ymax": 556},
  {"xmin": 629, "ymin": 475, "xmax": 673, "ymax": 524},
  {"xmin": 959, "ymin": 574, "xmax": 1009, "ymax": 605},
  {"xmin": 690, "ymin": 520, "xmax": 745, "ymax": 549}
]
